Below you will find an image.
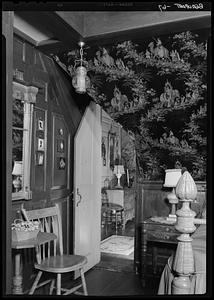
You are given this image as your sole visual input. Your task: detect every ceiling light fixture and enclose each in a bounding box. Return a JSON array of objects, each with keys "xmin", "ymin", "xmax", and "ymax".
[{"xmin": 72, "ymin": 41, "xmax": 90, "ymax": 94}]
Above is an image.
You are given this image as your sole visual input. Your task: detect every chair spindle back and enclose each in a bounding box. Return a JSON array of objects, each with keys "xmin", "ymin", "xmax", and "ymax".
[{"xmin": 22, "ymin": 204, "xmax": 63, "ymax": 261}]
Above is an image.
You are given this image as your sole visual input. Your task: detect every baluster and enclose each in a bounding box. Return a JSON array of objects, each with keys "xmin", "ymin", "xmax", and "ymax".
[{"xmin": 172, "ymin": 171, "xmax": 197, "ymax": 294}]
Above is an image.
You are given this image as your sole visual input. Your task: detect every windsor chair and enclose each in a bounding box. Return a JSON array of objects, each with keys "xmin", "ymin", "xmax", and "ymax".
[{"xmin": 22, "ymin": 204, "xmax": 88, "ymax": 295}]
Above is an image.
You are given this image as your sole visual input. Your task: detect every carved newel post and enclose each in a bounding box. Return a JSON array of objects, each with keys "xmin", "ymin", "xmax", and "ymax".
[{"xmin": 172, "ymin": 171, "xmax": 197, "ymax": 294}]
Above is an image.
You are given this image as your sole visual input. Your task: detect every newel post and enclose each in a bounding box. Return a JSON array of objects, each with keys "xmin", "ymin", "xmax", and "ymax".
[{"xmin": 172, "ymin": 171, "xmax": 197, "ymax": 294}]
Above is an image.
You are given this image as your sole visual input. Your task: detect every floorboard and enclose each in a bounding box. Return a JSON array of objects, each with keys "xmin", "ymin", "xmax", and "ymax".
[
  {"xmin": 25, "ymin": 219, "xmax": 161, "ymax": 296},
  {"xmin": 84, "ymin": 268, "xmax": 160, "ymax": 296},
  {"xmin": 91, "ymin": 218, "xmax": 160, "ymax": 296},
  {"xmin": 85, "ymin": 268, "xmax": 144, "ymax": 296},
  {"xmin": 28, "ymin": 267, "xmax": 160, "ymax": 296}
]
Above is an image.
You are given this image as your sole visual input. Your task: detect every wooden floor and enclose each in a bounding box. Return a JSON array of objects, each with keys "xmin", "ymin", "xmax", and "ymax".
[
  {"xmin": 84, "ymin": 268, "xmax": 160, "ymax": 296},
  {"xmin": 24, "ymin": 219, "xmax": 161, "ymax": 296},
  {"xmin": 90, "ymin": 218, "xmax": 160, "ymax": 296},
  {"xmin": 29, "ymin": 266, "xmax": 160, "ymax": 296},
  {"xmin": 31, "ymin": 265, "xmax": 159, "ymax": 296},
  {"xmin": 98, "ymin": 219, "xmax": 135, "ymax": 274}
]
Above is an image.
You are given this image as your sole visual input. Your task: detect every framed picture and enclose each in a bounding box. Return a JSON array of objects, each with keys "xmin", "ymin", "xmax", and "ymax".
[
  {"xmin": 108, "ymin": 131, "xmax": 116, "ymax": 170},
  {"xmin": 38, "ymin": 119, "xmax": 44, "ymax": 131},
  {"xmin": 36, "ymin": 151, "xmax": 44, "ymax": 166},
  {"xmin": 57, "ymin": 139, "xmax": 65, "ymax": 153},
  {"xmin": 101, "ymin": 137, "xmax": 107, "ymax": 166},
  {"xmin": 114, "ymin": 136, "xmax": 120, "ymax": 164},
  {"xmin": 58, "ymin": 157, "xmax": 66, "ymax": 170},
  {"xmin": 58, "ymin": 128, "xmax": 64, "ymax": 136},
  {"xmin": 38, "ymin": 138, "xmax": 44, "ymax": 151}
]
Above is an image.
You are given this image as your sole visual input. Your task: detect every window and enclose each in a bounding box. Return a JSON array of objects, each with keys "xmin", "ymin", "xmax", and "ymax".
[{"xmin": 12, "ymin": 81, "xmax": 38, "ymax": 200}]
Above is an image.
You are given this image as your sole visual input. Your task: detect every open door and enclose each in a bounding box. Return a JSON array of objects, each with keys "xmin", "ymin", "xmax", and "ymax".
[{"xmin": 74, "ymin": 101, "xmax": 102, "ymax": 274}]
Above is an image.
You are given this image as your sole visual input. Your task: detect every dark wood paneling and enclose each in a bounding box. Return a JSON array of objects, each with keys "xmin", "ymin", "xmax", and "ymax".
[
  {"xmin": 141, "ymin": 181, "xmax": 170, "ymax": 220},
  {"xmin": 10, "ymin": 35, "xmax": 85, "ymax": 292},
  {"xmin": 51, "ymin": 113, "xmax": 70, "ymax": 190},
  {"xmin": 25, "ymin": 42, "xmax": 34, "ymax": 65},
  {"xmin": 3, "ymin": 11, "xmax": 14, "ymax": 295},
  {"xmin": 12, "ymin": 36, "xmax": 83, "ymax": 257},
  {"xmin": 13, "ymin": 35, "xmax": 25, "ymax": 74},
  {"xmin": 140, "ymin": 181, "xmax": 206, "ymax": 221}
]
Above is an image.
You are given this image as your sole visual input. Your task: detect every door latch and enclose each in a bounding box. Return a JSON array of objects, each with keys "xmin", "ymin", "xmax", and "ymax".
[{"xmin": 76, "ymin": 188, "xmax": 82, "ymax": 207}]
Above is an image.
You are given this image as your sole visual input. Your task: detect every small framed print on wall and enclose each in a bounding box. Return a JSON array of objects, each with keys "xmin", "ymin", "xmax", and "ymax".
[
  {"xmin": 102, "ymin": 137, "xmax": 107, "ymax": 166},
  {"xmin": 38, "ymin": 138, "xmax": 45, "ymax": 151},
  {"xmin": 57, "ymin": 139, "xmax": 65, "ymax": 153},
  {"xmin": 36, "ymin": 151, "xmax": 44, "ymax": 166},
  {"xmin": 58, "ymin": 157, "xmax": 66, "ymax": 170},
  {"xmin": 38, "ymin": 119, "xmax": 44, "ymax": 131},
  {"xmin": 58, "ymin": 128, "xmax": 64, "ymax": 136},
  {"xmin": 108, "ymin": 131, "xmax": 116, "ymax": 170}
]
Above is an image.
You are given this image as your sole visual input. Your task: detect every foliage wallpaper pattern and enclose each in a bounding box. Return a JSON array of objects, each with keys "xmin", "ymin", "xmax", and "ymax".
[{"xmin": 53, "ymin": 28, "xmax": 209, "ymax": 181}]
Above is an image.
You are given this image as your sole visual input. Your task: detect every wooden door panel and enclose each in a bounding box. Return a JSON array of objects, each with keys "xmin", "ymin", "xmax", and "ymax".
[{"xmin": 74, "ymin": 101, "xmax": 102, "ymax": 274}]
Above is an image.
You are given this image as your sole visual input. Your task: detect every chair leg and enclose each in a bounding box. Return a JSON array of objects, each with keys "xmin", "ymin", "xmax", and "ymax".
[
  {"xmin": 80, "ymin": 268, "xmax": 88, "ymax": 296},
  {"xmin": 115, "ymin": 212, "xmax": 118, "ymax": 235},
  {"xmin": 56, "ymin": 273, "xmax": 61, "ymax": 295},
  {"xmin": 122, "ymin": 210, "xmax": 125, "ymax": 232},
  {"xmin": 29, "ymin": 271, "xmax": 43, "ymax": 295},
  {"xmin": 49, "ymin": 279, "xmax": 55, "ymax": 295}
]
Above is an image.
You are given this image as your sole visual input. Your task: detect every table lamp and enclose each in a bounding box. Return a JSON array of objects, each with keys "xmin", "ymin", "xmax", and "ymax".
[
  {"xmin": 113, "ymin": 165, "xmax": 125, "ymax": 189},
  {"xmin": 163, "ymin": 168, "xmax": 182, "ymax": 221},
  {"xmin": 12, "ymin": 161, "xmax": 23, "ymax": 192}
]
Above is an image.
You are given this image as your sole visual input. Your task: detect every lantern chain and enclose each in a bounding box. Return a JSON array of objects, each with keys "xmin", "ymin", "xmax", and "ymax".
[{"xmin": 80, "ymin": 46, "xmax": 83, "ymax": 66}]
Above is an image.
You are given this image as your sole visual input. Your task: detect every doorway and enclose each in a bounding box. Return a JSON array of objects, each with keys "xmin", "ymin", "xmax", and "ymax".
[
  {"xmin": 98, "ymin": 109, "xmax": 136, "ymax": 272},
  {"xmin": 99, "ymin": 193, "xmax": 136, "ymax": 273}
]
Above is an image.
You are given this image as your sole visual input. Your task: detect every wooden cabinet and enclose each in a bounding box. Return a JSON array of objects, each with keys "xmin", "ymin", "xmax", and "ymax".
[
  {"xmin": 140, "ymin": 218, "xmax": 179, "ymax": 286},
  {"xmin": 134, "ymin": 181, "xmax": 206, "ymax": 276}
]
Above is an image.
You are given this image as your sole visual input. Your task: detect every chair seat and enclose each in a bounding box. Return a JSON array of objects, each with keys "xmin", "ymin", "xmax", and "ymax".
[{"xmin": 35, "ymin": 254, "xmax": 87, "ymax": 273}]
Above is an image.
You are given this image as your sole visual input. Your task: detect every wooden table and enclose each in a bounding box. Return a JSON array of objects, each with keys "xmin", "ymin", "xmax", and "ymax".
[
  {"xmin": 12, "ymin": 231, "xmax": 57, "ymax": 294},
  {"xmin": 140, "ymin": 217, "xmax": 179, "ymax": 286}
]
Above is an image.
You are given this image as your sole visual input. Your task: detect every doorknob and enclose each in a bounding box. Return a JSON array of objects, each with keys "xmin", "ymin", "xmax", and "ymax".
[{"xmin": 76, "ymin": 188, "xmax": 82, "ymax": 207}]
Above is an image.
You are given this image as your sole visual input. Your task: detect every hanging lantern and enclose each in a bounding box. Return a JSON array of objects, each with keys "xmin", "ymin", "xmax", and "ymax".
[{"xmin": 72, "ymin": 41, "xmax": 90, "ymax": 94}]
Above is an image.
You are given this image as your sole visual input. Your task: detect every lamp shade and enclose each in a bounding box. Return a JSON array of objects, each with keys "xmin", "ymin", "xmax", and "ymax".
[
  {"xmin": 12, "ymin": 161, "xmax": 23, "ymax": 176},
  {"xmin": 113, "ymin": 165, "xmax": 125, "ymax": 175},
  {"xmin": 163, "ymin": 169, "xmax": 182, "ymax": 187}
]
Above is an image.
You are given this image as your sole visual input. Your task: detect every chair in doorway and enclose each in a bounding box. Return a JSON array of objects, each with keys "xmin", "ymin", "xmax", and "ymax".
[
  {"xmin": 22, "ymin": 204, "xmax": 88, "ymax": 295},
  {"xmin": 101, "ymin": 188, "xmax": 125, "ymax": 235}
]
